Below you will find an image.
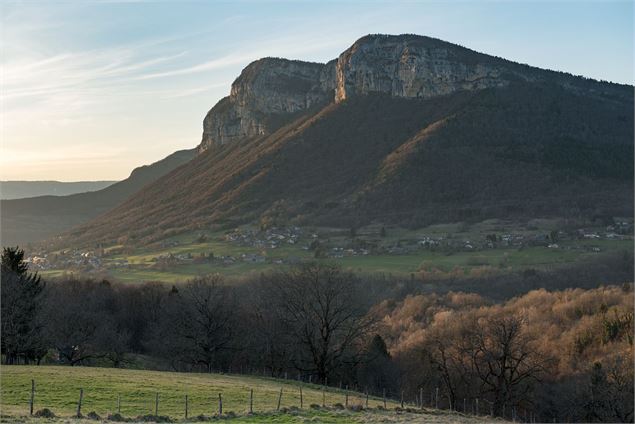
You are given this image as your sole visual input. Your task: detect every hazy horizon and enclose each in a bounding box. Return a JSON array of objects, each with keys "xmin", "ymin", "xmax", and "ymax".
[{"xmin": 2, "ymin": 0, "xmax": 633, "ymax": 181}]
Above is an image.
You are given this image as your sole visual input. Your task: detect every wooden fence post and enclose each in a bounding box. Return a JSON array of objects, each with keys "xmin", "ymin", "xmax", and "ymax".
[
  {"xmin": 218, "ymin": 393, "xmax": 222, "ymax": 416},
  {"xmin": 435, "ymin": 387, "xmax": 439, "ymax": 409},
  {"xmin": 419, "ymin": 387, "xmax": 423, "ymax": 410},
  {"xmin": 299, "ymin": 386, "xmax": 303, "ymax": 409},
  {"xmin": 249, "ymin": 389, "xmax": 253, "ymax": 413},
  {"xmin": 345, "ymin": 388, "xmax": 349, "ymax": 408},
  {"xmin": 276, "ymin": 388, "xmax": 283, "ymax": 411},
  {"xmin": 154, "ymin": 393, "xmax": 159, "ymax": 416},
  {"xmin": 400, "ymin": 390, "xmax": 404, "ymax": 408},
  {"xmin": 382, "ymin": 388, "xmax": 386, "ymax": 409},
  {"xmin": 76, "ymin": 388, "xmax": 83, "ymax": 417},
  {"xmin": 185, "ymin": 394, "xmax": 188, "ymax": 419},
  {"xmin": 29, "ymin": 379, "xmax": 35, "ymax": 416},
  {"xmin": 117, "ymin": 394, "xmax": 121, "ymax": 414}
]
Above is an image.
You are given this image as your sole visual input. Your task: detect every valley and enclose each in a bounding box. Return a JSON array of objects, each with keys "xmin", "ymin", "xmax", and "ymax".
[{"xmin": 32, "ymin": 218, "xmax": 633, "ymax": 283}]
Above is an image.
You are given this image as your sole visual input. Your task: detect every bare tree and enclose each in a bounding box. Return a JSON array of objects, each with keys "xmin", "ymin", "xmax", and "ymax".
[
  {"xmin": 267, "ymin": 262, "xmax": 375, "ymax": 382},
  {"xmin": 586, "ymin": 353, "xmax": 634, "ymax": 423},
  {"xmin": 42, "ymin": 280, "xmax": 111, "ymax": 365},
  {"xmin": 245, "ymin": 284, "xmax": 295, "ymax": 376},
  {"xmin": 159, "ymin": 275, "xmax": 236, "ymax": 372},
  {"xmin": 467, "ymin": 314, "xmax": 550, "ymax": 417},
  {"xmin": 427, "ymin": 327, "xmax": 466, "ymax": 409}
]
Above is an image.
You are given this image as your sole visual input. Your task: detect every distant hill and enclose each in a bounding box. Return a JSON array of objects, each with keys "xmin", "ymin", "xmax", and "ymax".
[
  {"xmin": 0, "ymin": 180, "xmax": 117, "ymax": 200},
  {"xmin": 53, "ymin": 34, "xmax": 635, "ymax": 247},
  {"xmin": 0, "ymin": 149, "xmax": 196, "ymax": 246}
]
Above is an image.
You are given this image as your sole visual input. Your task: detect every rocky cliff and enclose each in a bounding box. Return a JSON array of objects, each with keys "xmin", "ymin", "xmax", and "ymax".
[
  {"xmin": 199, "ymin": 35, "xmax": 518, "ymax": 151},
  {"xmin": 199, "ymin": 33, "xmax": 629, "ymax": 151},
  {"xmin": 334, "ymin": 34, "xmax": 511, "ymax": 101},
  {"xmin": 199, "ymin": 58, "xmax": 335, "ymax": 151}
]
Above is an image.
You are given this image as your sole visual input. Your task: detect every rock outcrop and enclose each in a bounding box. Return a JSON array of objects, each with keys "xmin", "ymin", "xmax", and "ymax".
[
  {"xmin": 199, "ymin": 58, "xmax": 335, "ymax": 151},
  {"xmin": 334, "ymin": 34, "xmax": 509, "ymax": 102},
  {"xmin": 199, "ymin": 34, "xmax": 627, "ymax": 152}
]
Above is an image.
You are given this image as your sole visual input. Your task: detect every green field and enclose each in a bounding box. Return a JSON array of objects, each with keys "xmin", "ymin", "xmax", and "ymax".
[
  {"xmin": 38, "ymin": 220, "xmax": 633, "ymax": 283},
  {"xmin": 0, "ymin": 366, "xmax": 489, "ymax": 423}
]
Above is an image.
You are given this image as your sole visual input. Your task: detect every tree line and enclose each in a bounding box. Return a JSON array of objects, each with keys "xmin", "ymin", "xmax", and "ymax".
[{"xmin": 1, "ymin": 246, "xmax": 633, "ymax": 422}]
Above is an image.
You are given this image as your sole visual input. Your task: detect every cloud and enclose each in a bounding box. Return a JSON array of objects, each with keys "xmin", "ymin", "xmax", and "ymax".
[
  {"xmin": 158, "ymin": 82, "xmax": 232, "ymax": 99},
  {"xmin": 2, "ymin": 49, "xmax": 190, "ymax": 100},
  {"xmin": 135, "ymin": 34, "xmax": 352, "ymax": 81},
  {"xmin": 136, "ymin": 53, "xmax": 254, "ymax": 80}
]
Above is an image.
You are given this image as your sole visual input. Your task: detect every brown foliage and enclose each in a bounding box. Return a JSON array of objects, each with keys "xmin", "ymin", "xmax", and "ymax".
[{"xmin": 376, "ymin": 285, "xmax": 634, "ymax": 420}]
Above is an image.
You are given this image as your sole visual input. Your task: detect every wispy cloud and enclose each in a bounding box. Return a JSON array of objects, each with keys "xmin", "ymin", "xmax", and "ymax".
[
  {"xmin": 158, "ymin": 82, "xmax": 232, "ymax": 99},
  {"xmin": 135, "ymin": 52, "xmax": 253, "ymax": 80},
  {"xmin": 136, "ymin": 34, "xmax": 352, "ymax": 81},
  {"xmin": 3, "ymin": 50, "xmax": 189, "ymax": 100}
]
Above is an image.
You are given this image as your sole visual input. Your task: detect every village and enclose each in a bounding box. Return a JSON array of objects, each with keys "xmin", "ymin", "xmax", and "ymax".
[{"xmin": 25, "ymin": 219, "xmax": 633, "ymax": 277}]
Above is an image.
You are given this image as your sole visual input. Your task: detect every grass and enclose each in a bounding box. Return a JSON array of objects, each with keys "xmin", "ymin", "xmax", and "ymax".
[
  {"xmin": 338, "ymin": 247, "xmax": 579, "ymax": 274},
  {"xmin": 0, "ymin": 366, "xmax": 491, "ymax": 423},
  {"xmin": 0, "ymin": 366, "xmax": 392, "ymax": 417}
]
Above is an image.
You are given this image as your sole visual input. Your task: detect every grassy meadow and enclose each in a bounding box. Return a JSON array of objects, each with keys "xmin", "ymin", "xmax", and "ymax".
[{"xmin": 0, "ymin": 366, "xmax": 491, "ymax": 423}]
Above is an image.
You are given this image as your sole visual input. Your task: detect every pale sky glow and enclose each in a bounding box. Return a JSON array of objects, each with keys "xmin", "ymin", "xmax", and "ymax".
[{"xmin": 1, "ymin": 1, "xmax": 633, "ymax": 181}]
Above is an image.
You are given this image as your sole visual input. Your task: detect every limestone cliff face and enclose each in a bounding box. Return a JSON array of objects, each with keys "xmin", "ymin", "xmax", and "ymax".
[
  {"xmin": 199, "ymin": 58, "xmax": 335, "ymax": 151},
  {"xmin": 198, "ymin": 34, "xmax": 577, "ymax": 152},
  {"xmin": 335, "ymin": 34, "xmax": 509, "ymax": 102}
]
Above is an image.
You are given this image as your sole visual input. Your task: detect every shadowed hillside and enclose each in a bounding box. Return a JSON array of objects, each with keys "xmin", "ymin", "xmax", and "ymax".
[
  {"xmin": 66, "ymin": 84, "xmax": 632, "ymax": 247},
  {"xmin": 1, "ymin": 149, "xmax": 196, "ymax": 246},
  {"xmin": 33, "ymin": 34, "xmax": 633, "ymax": 248}
]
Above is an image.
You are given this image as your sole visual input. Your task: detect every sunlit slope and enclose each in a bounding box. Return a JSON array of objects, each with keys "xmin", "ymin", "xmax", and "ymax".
[{"xmin": 68, "ymin": 81, "xmax": 633, "ymax": 247}]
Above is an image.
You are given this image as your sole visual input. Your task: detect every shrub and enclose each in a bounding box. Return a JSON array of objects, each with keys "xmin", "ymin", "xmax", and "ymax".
[
  {"xmin": 34, "ymin": 408, "xmax": 55, "ymax": 418},
  {"xmin": 107, "ymin": 413, "xmax": 127, "ymax": 422},
  {"xmin": 134, "ymin": 414, "xmax": 172, "ymax": 423},
  {"xmin": 86, "ymin": 411, "xmax": 101, "ymax": 420}
]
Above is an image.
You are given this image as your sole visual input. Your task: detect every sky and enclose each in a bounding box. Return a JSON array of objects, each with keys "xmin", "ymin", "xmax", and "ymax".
[{"xmin": 1, "ymin": 0, "xmax": 633, "ymax": 181}]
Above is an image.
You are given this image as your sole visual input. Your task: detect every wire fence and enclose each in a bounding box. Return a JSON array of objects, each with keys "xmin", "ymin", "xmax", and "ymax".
[{"xmin": 22, "ymin": 373, "xmax": 540, "ymax": 422}]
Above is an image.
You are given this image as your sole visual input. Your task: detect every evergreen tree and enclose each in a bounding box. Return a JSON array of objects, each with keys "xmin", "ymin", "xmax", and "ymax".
[
  {"xmin": 1, "ymin": 247, "xmax": 45, "ymax": 364},
  {"xmin": 1, "ymin": 246, "xmax": 29, "ymax": 275}
]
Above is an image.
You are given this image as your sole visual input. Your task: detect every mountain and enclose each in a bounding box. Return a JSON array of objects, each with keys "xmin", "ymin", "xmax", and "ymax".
[
  {"xmin": 0, "ymin": 149, "xmax": 196, "ymax": 246},
  {"xmin": 57, "ymin": 34, "xmax": 634, "ymax": 247},
  {"xmin": 0, "ymin": 181, "xmax": 117, "ymax": 200}
]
